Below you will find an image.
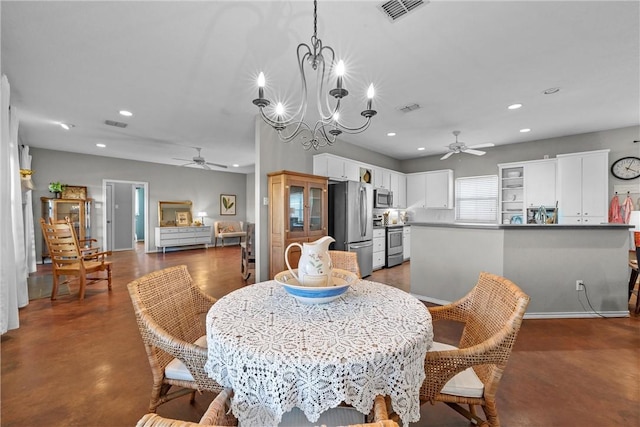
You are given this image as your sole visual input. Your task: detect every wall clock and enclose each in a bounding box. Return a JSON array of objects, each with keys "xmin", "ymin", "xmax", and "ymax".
[{"xmin": 610, "ymin": 156, "xmax": 640, "ymax": 180}]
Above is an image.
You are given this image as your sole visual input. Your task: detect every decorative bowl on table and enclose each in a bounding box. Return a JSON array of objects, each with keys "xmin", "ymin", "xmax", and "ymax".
[{"xmin": 274, "ymin": 268, "xmax": 359, "ymax": 304}]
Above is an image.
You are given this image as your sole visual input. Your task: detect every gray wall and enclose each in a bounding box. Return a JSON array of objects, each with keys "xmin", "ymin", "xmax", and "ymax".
[
  {"xmin": 402, "ymin": 125, "xmax": 640, "ymax": 192},
  {"xmin": 31, "ymin": 148, "xmax": 247, "ymax": 260}
]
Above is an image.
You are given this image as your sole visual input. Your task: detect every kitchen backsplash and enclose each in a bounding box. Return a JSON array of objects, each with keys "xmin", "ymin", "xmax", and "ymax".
[
  {"xmin": 373, "ymin": 207, "xmax": 455, "ymax": 224},
  {"xmin": 405, "ymin": 207, "xmax": 455, "ymax": 223}
]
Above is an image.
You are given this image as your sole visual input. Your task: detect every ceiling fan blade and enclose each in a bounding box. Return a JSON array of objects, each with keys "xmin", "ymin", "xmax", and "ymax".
[
  {"xmin": 464, "ymin": 149, "xmax": 487, "ymax": 156},
  {"xmin": 441, "ymin": 151, "xmax": 455, "ymax": 160},
  {"xmin": 180, "ymin": 162, "xmax": 196, "ymax": 167},
  {"xmin": 202, "ymin": 164, "xmax": 212, "ymax": 170},
  {"xmin": 172, "ymin": 157, "xmax": 192, "ymax": 162},
  {"xmin": 205, "ymin": 162, "xmax": 228, "ymax": 169},
  {"xmin": 467, "ymin": 143, "xmax": 495, "ymax": 149}
]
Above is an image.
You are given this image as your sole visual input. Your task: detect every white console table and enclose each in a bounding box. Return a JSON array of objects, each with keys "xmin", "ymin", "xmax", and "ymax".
[{"xmin": 155, "ymin": 226, "xmax": 212, "ymax": 253}]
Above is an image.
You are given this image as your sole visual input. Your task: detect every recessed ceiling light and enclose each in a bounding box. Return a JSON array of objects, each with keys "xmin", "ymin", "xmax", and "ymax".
[
  {"xmin": 387, "ymin": 132, "xmax": 396, "ymax": 137},
  {"xmin": 232, "ymin": 164, "xmax": 239, "ymax": 168},
  {"xmin": 96, "ymin": 143, "xmax": 106, "ymax": 148},
  {"xmin": 417, "ymin": 147, "xmax": 425, "ymax": 151},
  {"xmin": 119, "ymin": 110, "xmax": 133, "ymax": 117},
  {"xmin": 507, "ymin": 103, "xmax": 522, "ymax": 110},
  {"xmin": 520, "ymin": 128, "xmax": 531, "ymax": 133},
  {"xmin": 59, "ymin": 123, "xmax": 74, "ymax": 130},
  {"xmin": 542, "ymin": 87, "xmax": 560, "ymax": 95}
]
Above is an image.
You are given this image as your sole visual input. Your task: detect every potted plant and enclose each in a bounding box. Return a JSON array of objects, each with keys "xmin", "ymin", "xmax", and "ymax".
[{"xmin": 48, "ymin": 182, "xmax": 65, "ymax": 198}]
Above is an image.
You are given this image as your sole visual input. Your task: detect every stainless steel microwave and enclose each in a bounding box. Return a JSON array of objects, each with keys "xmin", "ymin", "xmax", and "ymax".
[{"xmin": 374, "ymin": 188, "xmax": 393, "ymax": 208}]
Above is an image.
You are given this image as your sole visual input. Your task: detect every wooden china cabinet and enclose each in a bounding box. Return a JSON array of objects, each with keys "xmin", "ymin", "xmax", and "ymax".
[
  {"xmin": 267, "ymin": 170, "xmax": 328, "ymax": 279},
  {"xmin": 41, "ymin": 197, "xmax": 92, "ymax": 262}
]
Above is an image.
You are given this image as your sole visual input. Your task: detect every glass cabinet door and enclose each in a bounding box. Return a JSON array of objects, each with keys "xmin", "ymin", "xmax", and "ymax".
[
  {"xmin": 288, "ymin": 183, "xmax": 306, "ymax": 236},
  {"xmin": 308, "ymin": 185, "xmax": 324, "ymax": 233},
  {"xmin": 56, "ymin": 201, "xmax": 83, "ymax": 238}
]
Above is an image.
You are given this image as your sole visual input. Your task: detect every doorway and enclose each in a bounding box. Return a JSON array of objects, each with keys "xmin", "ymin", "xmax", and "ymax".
[{"xmin": 103, "ymin": 179, "xmax": 149, "ymax": 253}]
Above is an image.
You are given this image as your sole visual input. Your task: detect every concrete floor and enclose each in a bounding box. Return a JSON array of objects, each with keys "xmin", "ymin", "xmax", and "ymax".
[{"xmin": 1, "ymin": 245, "xmax": 639, "ymax": 426}]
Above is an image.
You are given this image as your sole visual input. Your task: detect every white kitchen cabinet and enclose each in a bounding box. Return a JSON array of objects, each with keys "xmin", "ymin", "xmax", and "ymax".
[
  {"xmin": 525, "ymin": 160, "xmax": 557, "ymax": 208},
  {"xmin": 406, "ymin": 173, "xmax": 426, "ymax": 208},
  {"xmin": 557, "ymin": 150, "xmax": 609, "ymax": 225},
  {"xmin": 328, "ymin": 156, "xmax": 360, "ymax": 181},
  {"xmin": 425, "ymin": 170, "xmax": 454, "ymax": 208},
  {"xmin": 314, "ymin": 154, "xmax": 406, "ymax": 207},
  {"xmin": 390, "ymin": 172, "xmax": 406, "ymax": 207},
  {"xmin": 372, "ymin": 228, "xmax": 385, "ymax": 270},
  {"xmin": 403, "ymin": 226, "xmax": 410, "ymax": 260},
  {"xmin": 313, "ymin": 154, "xmax": 360, "ymax": 181},
  {"xmin": 408, "ymin": 170, "xmax": 454, "ymax": 209},
  {"xmin": 396, "ymin": 173, "xmax": 407, "ymax": 208},
  {"xmin": 373, "ymin": 167, "xmax": 391, "ymax": 189}
]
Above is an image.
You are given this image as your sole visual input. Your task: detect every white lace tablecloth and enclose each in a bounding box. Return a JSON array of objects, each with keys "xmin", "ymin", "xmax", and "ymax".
[{"xmin": 205, "ymin": 280, "xmax": 433, "ymax": 426}]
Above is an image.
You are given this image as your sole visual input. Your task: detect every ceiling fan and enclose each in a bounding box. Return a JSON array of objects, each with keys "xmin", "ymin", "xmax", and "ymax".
[
  {"xmin": 173, "ymin": 147, "xmax": 227, "ymax": 170},
  {"xmin": 440, "ymin": 131, "xmax": 495, "ymax": 160}
]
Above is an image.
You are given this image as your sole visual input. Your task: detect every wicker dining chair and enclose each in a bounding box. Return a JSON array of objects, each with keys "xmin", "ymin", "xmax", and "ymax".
[
  {"xmin": 40, "ymin": 217, "xmax": 112, "ymax": 300},
  {"xmin": 328, "ymin": 250, "xmax": 362, "ymax": 278},
  {"xmin": 136, "ymin": 392, "xmax": 398, "ymax": 427},
  {"xmin": 136, "ymin": 388, "xmax": 236, "ymax": 427},
  {"xmin": 127, "ymin": 265, "xmax": 224, "ymax": 412},
  {"xmin": 419, "ymin": 272, "xmax": 530, "ymax": 427}
]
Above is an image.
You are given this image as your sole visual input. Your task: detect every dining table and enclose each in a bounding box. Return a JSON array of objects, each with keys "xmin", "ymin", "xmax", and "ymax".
[{"xmin": 204, "ymin": 278, "xmax": 433, "ymax": 426}]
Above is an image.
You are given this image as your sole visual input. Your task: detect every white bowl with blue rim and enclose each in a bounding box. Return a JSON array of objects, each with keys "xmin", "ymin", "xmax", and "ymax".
[{"xmin": 274, "ymin": 268, "xmax": 359, "ymax": 304}]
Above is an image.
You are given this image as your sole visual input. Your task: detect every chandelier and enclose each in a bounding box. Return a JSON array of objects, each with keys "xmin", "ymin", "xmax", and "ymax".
[{"xmin": 252, "ymin": 0, "xmax": 377, "ymax": 150}]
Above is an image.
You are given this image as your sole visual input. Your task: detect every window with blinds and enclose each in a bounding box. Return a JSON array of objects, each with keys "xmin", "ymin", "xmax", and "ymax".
[{"xmin": 455, "ymin": 175, "xmax": 499, "ymax": 223}]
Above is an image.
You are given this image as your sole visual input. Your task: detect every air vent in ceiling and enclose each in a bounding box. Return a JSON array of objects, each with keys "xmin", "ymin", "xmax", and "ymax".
[
  {"xmin": 379, "ymin": 0, "xmax": 427, "ymax": 22},
  {"xmin": 104, "ymin": 119, "xmax": 128, "ymax": 128},
  {"xmin": 398, "ymin": 103, "xmax": 421, "ymax": 113}
]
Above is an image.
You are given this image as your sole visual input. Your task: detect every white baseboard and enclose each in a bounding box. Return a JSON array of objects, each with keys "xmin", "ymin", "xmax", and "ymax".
[
  {"xmin": 412, "ymin": 294, "xmax": 450, "ymax": 306},
  {"xmin": 411, "ymin": 293, "xmax": 630, "ymax": 319},
  {"xmin": 523, "ymin": 311, "xmax": 629, "ymax": 319}
]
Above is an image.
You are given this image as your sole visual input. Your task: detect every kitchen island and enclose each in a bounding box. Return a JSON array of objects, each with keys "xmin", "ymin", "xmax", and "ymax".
[{"xmin": 410, "ymin": 222, "xmax": 632, "ymax": 318}]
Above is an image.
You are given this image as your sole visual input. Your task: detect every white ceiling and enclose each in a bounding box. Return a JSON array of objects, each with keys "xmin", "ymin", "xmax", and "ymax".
[{"xmin": 2, "ymin": 1, "xmax": 639, "ymax": 174}]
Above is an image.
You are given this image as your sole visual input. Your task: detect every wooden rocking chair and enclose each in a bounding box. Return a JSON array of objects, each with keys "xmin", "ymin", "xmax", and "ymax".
[{"xmin": 40, "ymin": 218, "xmax": 112, "ymax": 300}]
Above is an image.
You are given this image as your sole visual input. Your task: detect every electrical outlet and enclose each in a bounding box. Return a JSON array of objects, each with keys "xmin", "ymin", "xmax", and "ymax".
[{"xmin": 576, "ymin": 280, "xmax": 584, "ymax": 291}]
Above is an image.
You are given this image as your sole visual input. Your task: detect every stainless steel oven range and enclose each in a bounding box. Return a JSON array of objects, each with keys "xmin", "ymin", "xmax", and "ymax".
[{"xmin": 385, "ymin": 225, "xmax": 404, "ymax": 268}]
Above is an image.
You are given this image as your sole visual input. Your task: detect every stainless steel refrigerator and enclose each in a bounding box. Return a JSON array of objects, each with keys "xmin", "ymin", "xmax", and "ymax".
[{"xmin": 328, "ymin": 181, "xmax": 373, "ymax": 278}]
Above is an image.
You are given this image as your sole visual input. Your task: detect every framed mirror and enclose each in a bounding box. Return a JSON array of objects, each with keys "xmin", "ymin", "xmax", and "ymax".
[{"xmin": 158, "ymin": 200, "xmax": 193, "ymax": 227}]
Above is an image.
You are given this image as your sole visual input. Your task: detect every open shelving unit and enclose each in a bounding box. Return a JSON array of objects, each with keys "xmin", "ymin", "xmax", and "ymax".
[{"xmin": 499, "ymin": 166, "xmax": 524, "ymax": 224}]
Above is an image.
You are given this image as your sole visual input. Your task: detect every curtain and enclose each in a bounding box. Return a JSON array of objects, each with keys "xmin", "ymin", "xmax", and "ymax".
[
  {"xmin": 20, "ymin": 145, "xmax": 37, "ymax": 273},
  {"xmin": 1, "ymin": 75, "xmax": 29, "ymax": 335}
]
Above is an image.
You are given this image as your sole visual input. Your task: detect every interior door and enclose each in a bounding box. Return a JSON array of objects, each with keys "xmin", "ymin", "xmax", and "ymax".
[{"xmin": 105, "ymin": 183, "xmax": 114, "ymax": 251}]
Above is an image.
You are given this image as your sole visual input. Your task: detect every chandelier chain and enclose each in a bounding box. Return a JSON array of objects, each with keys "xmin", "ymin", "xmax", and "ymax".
[{"xmin": 313, "ymin": 0, "xmax": 317, "ymax": 41}]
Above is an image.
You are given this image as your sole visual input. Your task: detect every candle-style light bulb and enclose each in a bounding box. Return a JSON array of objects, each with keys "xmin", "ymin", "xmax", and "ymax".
[
  {"xmin": 257, "ymin": 72, "xmax": 266, "ymax": 99},
  {"xmin": 336, "ymin": 60, "xmax": 345, "ymax": 90},
  {"xmin": 275, "ymin": 102, "xmax": 285, "ymax": 117},
  {"xmin": 366, "ymin": 84, "xmax": 375, "ymax": 110}
]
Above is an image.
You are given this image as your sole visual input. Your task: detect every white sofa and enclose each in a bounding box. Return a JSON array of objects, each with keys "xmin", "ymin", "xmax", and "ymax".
[{"xmin": 213, "ymin": 221, "xmax": 246, "ymax": 247}]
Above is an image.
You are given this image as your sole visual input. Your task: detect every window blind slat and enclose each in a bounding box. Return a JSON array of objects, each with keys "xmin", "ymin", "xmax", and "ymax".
[{"xmin": 455, "ymin": 175, "xmax": 498, "ymax": 223}]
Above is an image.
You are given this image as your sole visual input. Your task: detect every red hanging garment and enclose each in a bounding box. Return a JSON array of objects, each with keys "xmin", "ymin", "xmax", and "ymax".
[
  {"xmin": 608, "ymin": 195, "xmax": 623, "ymax": 223},
  {"xmin": 622, "ymin": 195, "xmax": 634, "ymax": 224}
]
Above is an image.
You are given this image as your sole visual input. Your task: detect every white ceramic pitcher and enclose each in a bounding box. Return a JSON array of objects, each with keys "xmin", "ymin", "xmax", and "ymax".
[{"xmin": 285, "ymin": 236, "xmax": 335, "ymax": 287}]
